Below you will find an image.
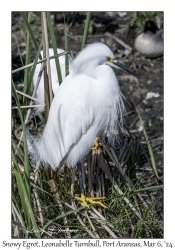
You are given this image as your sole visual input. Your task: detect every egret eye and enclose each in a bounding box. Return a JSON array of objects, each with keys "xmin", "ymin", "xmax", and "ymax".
[{"xmin": 106, "ymin": 56, "xmax": 116, "ymax": 63}]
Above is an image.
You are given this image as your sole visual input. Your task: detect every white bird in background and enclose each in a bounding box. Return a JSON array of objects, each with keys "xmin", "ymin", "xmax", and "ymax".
[
  {"xmin": 134, "ymin": 20, "xmax": 163, "ymax": 58},
  {"xmin": 28, "ymin": 42, "xmax": 140, "ymax": 208},
  {"xmin": 32, "ymin": 48, "xmax": 73, "ymax": 115}
]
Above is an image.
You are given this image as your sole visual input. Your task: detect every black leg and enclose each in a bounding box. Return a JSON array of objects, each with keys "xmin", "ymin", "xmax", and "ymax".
[
  {"xmin": 73, "ymin": 162, "xmax": 106, "ymax": 209},
  {"xmin": 77, "ymin": 162, "xmax": 85, "ymax": 195}
]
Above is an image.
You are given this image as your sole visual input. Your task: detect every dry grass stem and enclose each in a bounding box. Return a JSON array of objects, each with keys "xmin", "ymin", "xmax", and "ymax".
[
  {"xmin": 12, "ymin": 104, "xmax": 45, "ymax": 109},
  {"xmin": 12, "ymin": 51, "xmax": 69, "ymax": 74},
  {"xmin": 15, "ymin": 90, "xmax": 45, "ymax": 105}
]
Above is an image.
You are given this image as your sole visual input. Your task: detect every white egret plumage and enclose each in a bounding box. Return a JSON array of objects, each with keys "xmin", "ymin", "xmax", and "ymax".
[
  {"xmin": 32, "ymin": 48, "xmax": 72, "ymax": 115},
  {"xmin": 28, "ymin": 42, "xmax": 140, "ymax": 208}
]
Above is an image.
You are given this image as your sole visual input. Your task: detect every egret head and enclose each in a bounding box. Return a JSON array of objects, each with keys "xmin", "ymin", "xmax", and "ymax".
[
  {"xmin": 70, "ymin": 42, "xmax": 140, "ymax": 78},
  {"xmin": 106, "ymin": 57, "xmax": 140, "ymax": 79}
]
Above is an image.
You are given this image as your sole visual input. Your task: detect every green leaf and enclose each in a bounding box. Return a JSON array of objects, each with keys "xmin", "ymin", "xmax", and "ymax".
[
  {"xmin": 81, "ymin": 12, "xmax": 91, "ymax": 49},
  {"xmin": 12, "ymin": 148, "xmax": 41, "ymax": 238},
  {"xmin": 134, "ymin": 102, "xmax": 159, "ymax": 179},
  {"xmin": 12, "ymin": 81, "xmax": 30, "ymax": 200},
  {"xmin": 47, "ymin": 12, "xmax": 63, "ymax": 84},
  {"xmin": 133, "ymin": 185, "xmax": 163, "ymax": 193},
  {"xmin": 20, "ymin": 12, "xmax": 42, "ymax": 59},
  {"xmin": 64, "ymin": 14, "xmax": 69, "ymax": 76}
]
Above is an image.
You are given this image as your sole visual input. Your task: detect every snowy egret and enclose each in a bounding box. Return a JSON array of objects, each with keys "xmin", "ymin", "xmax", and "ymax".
[
  {"xmin": 28, "ymin": 42, "xmax": 140, "ymax": 208},
  {"xmin": 32, "ymin": 48, "xmax": 72, "ymax": 115},
  {"xmin": 134, "ymin": 20, "xmax": 163, "ymax": 58}
]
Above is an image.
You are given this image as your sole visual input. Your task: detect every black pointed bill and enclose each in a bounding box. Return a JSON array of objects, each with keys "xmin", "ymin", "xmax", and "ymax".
[{"xmin": 113, "ymin": 61, "xmax": 141, "ymax": 79}]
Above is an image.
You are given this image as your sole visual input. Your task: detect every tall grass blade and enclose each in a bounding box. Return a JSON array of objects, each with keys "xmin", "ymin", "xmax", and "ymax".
[
  {"xmin": 64, "ymin": 14, "xmax": 69, "ymax": 76},
  {"xmin": 12, "ymin": 147, "xmax": 31, "ymax": 230},
  {"xmin": 43, "ymin": 206, "xmax": 85, "ymax": 230},
  {"xmin": 12, "ymin": 148, "xmax": 41, "ymax": 238},
  {"xmin": 12, "ymin": 33, "xmax": 24, "ymax": 67},
  {"xmin": 26, "ymin": 40, "xmax": 43, "ymax": 94},
  {"xmin": 12, "ymin": 81, "xmax": 31, "ymax": 200},
  {"xmin": 47, "ymin": 12, "xmax": 63, "ymax": 85},
  {"xmin": 20, "ymin": 12, "xmax": 42, "ymax": 60},
  {"xmin": 133, "ymin": 185, "xmax": 163, "ymax": 193},
  {"xmin": 12, "ymin": 193, "xmax": 25, "ymax": 228},
  {"xmin": 12, "ymin": 220, "xmax": 28, "ymax": 234},
  {"xmin": 22, "ymin": 12, "xmax": 31, "ymax": 114},
  {"xmin": 134, "ymin": 103, "xmax": 159, "ymax": 179},
  {"xmin": 42, "ymin": 12, "xmax": 54, "ymax": 120},
  {"xmin": 81, "ymin": 12, "xmax": 91, "ymax": 49}
]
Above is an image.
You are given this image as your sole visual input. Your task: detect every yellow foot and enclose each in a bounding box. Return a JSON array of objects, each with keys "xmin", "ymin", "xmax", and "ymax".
[
  {"xmin": 72, "ymin": 194, "xmax": 106, "ymax": 209},
  {"xmin": 92, "ymin": 137, "xmax": 100, "ymax": 150}
]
